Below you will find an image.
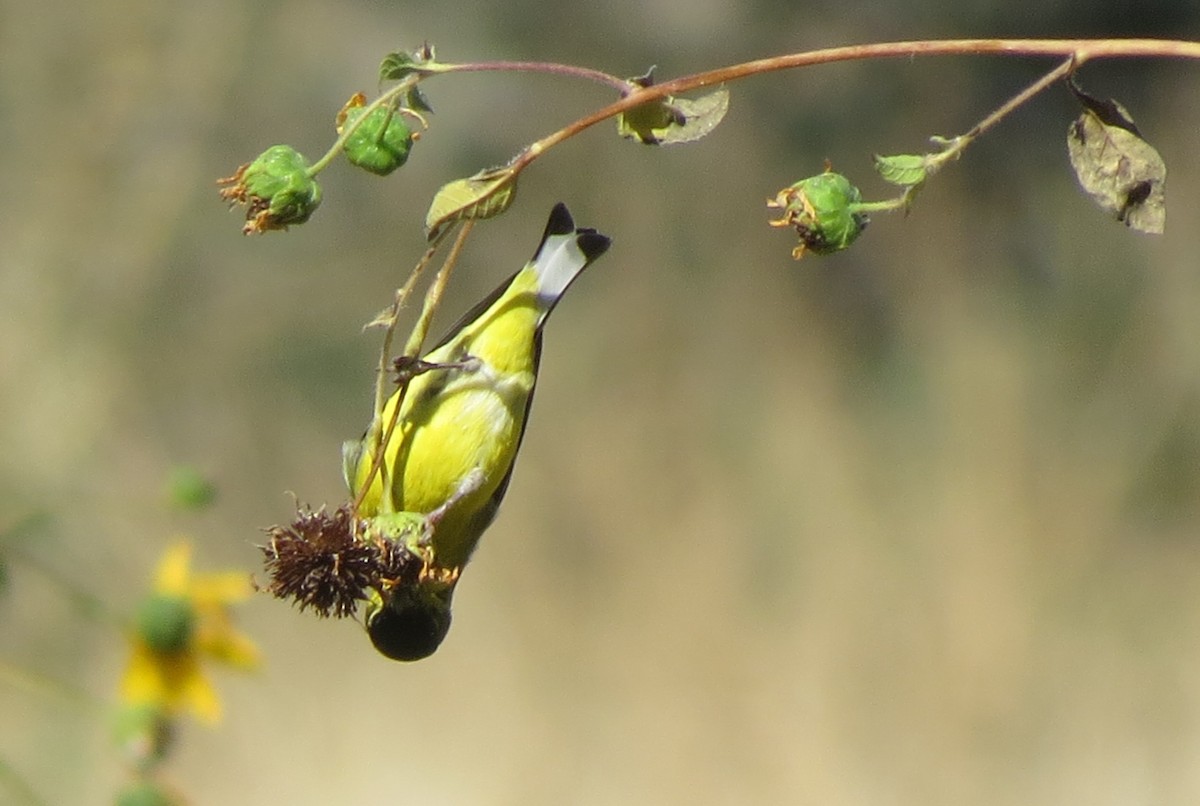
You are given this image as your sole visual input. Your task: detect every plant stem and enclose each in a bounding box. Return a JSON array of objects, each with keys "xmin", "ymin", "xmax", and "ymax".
[
  {"xmin": 506, "ymin": 38, "xmax": 1200, "ymax": 174},
  {"xmin": 435, "ymin": 60, "xmax": 629, "ymax": 93},
  {"xmin": 926, "ymin": 56, "xmax": 1078, "ymax": 172},
  {"xmin": 404, "ymin": 219, "xmax": 474, "ymax": 356},
  {"xmin": 864, "ymin": 55, "xmax": 1081, "ymax": 211},
  {"xmin": 373, "ymin": 229, "xmax": 453, "ymax": 422},
  {"xmin": 651, "ymin": 38, "xmax": 1200, "ymax": 91},
  {"xmin": 352, "ymin": 220, "xmax": 475, "ymax": 516},
  {"xmin": 312, "ymin": 59, "xmax": 625, "ymax": 177},
  {"xmin": 853, "ymin": 198, "xmax": 909, "ymax": 214}
]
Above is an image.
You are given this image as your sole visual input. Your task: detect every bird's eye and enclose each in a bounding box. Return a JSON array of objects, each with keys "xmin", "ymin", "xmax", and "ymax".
[{"xmin": 367, "ymin": 599, "xmax": 452, "ymax": 661}]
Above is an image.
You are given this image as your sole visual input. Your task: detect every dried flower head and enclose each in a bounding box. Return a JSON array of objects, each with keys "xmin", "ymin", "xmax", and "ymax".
[
  {"xmin": 260, "ymin": 503, "xmax": 427, "ymax": 618},
  {"xmin": 261, "ymin": 504, "xmax": 376, "ymax": 618}
]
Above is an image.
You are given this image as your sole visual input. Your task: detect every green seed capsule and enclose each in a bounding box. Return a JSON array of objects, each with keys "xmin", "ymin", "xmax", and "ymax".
[
  {"xmin": 768, "ymin": 170, "xmax": 868, "ymax": 259},
  {"xmin": 342, "ymin": 106, "xmax": 414, "ymax": 176},
  {"xmin": 135, "ymin": 594, "xmax": 195, "ymax": 653},
  {"xmin": 220, "ymin": 144, "xmax": 323, "ymax": 233}
]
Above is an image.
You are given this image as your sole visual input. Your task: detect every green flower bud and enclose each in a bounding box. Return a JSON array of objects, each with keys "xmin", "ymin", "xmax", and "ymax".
[
  {"xmin": 341, "ymin": 106, "xmax": 414, "ymax": 176},
  {"xmin": 136, "ymin": 593, "xmax": 195, "ymax": 653},
  {"xmin": 768, "ymin": 170, "xmax": 868, "ymax": 259},
  {"xmin": 218, "ymin": 145, "xmax": 322, "ymax": 234}
]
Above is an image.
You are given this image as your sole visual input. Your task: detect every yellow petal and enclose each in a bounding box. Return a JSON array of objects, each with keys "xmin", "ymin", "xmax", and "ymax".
[
  {"xmin": 178, "ymin": 661, "xmax": 222, "ymax": 724},
  {"xmin": 198, "ymin": 624, "xmax": 261, "ymax": 670},
  {"xmin": 120, "ymin": 641, "xmax": 169, "ymax": 708},
  {"xmin": 154, "ymin": 541, "xmax": 193, "ymax": 596}
]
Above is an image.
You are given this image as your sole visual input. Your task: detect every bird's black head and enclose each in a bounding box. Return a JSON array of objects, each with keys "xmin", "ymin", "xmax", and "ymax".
[{"xmin": 366, "ymin": 590, "xmax": 452, "ymax": 662}]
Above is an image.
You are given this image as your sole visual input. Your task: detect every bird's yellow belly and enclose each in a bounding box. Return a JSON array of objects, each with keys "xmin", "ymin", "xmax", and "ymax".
[
  {"xmin": 398, "ymin": 387, "xmax": 521, "ymax": 514},
  {"xmin": 352, "ymin": 357, "xmax": 535, "ymax": 567},
  {"xmin": 351, "ymin": 297, "xmax": 542, "ymax": 567}
]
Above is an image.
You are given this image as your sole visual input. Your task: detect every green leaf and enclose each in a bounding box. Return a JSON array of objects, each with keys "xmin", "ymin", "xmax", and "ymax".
[
  {"xmin": 425, "ymin": 166, "xmax": 519, "ymax": 239},
  {"xmin": 1066, "ymin": 79, "xmax": 1166, "ymax": 234},
  {"xmin": 873, "ymin": 153, "xmax": 928, "ymax": 187},
  {"xmin": 667, "ymin": 88, "xmax": 730, "ymax": 143},
  {"xmin": 380, "ymin": 51, "xmax": 419, "ymax": 82},
  {"xmin": 618, "ymin": 86, "xmax": 729, "ymax": 145}
]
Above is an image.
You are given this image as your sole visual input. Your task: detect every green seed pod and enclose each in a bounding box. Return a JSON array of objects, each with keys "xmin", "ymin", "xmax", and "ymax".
[
  {"xmin": 220, "ymin": 145, "xmax": 322, "ymax": 233},
  {"xmin": 342, "ymin": 106, "xmax": 414, "ymax": 176},
  {"xmin": 768, "ymin": 170, "xmax": 868, "ymax": 259},
  {"xmin": 135, "ymin": 593, "xmax": 195, "ymax": 653}
]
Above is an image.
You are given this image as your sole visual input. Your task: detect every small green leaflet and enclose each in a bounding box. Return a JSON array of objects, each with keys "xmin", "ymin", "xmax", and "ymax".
[
  {"xmin": 873, "ymin": 154, "xmax": 928, "ymax": 187},
  {"xmin": 380, "ymin": 51, "xmax": 420, "ymax": 82},
  {"xmin": 425, "ymin": 166, "xmax": 519, "ymax": 239},
  {"xmin": 1065, "ymin": 77, "xmax": 1166, "ymax": 234},
  {"xmin": 379, "ymin": 43, "xmax": 437, "ymax": 83}
]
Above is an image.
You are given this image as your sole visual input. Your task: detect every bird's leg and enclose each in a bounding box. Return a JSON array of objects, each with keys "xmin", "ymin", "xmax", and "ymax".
[
  {"xmin": 425, "ymin": 467, "xmax": 486, "ymax": 533},
  {"xmin": 391, "ymin": 354, "xmax": 480, "ymax": 384},
  {"xmin": 409, "ymin": 466, "xmax": 486, "ymax": 573},
  {"xmin": 416, "ymin": 466, "xmax": 485, "ymax": 541}
]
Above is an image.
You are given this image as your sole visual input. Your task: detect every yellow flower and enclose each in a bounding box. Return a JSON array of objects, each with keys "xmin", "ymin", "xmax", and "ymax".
[{"xmin": 120, "ymin": 541, "xmax": 259, "ymax": 724}]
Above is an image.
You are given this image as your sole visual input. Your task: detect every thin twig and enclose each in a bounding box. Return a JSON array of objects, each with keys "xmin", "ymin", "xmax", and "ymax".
[
  {"xmin": 436, "ymin": 60, "xmax": 629, "ymax": 93},
  {"xmin": 404, "ymin": 219, "xmax": 475, "ymax": 355},
  {"xmin": 352, "ymin": 220, "xmax": 476, "ymax": 515},
  {"xmin": 506, "ymin": 38, "xmax": 1200, "ymax": 175},
  {"xmin": 930, "ymin": 55, "xmax": 1078, "ymax": 168},
  {"xmin": 373, "ymin": 230, "xmax": 453, "ymax": 422}
]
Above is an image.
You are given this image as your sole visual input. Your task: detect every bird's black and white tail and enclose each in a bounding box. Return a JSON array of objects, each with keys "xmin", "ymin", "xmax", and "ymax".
[{"xmin": 529, "ymin": 203, "xmax": 612, "ymax": 327}]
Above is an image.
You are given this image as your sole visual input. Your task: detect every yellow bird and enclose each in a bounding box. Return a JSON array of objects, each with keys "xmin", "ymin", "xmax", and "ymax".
[{"xmin": 345, "ymin": 203, "xmax": 611, "ymax": 660}]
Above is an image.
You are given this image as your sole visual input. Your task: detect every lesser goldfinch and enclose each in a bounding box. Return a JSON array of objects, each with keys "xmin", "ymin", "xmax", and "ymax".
[{"xmin": 345, "ymin": 203, "xmax": 611, "ymax": 660}]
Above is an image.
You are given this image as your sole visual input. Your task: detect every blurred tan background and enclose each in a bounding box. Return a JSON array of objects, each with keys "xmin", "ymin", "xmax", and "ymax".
[{"xmin": 4, "ymin": 1, "xmax": 1200, "ymax": 803}]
